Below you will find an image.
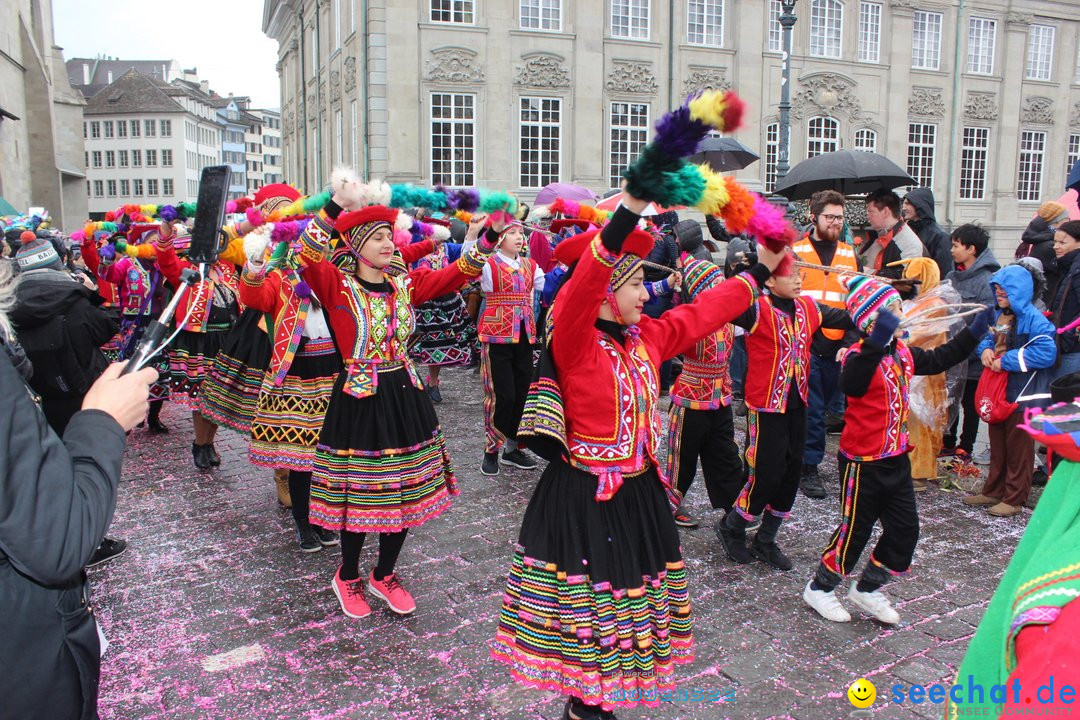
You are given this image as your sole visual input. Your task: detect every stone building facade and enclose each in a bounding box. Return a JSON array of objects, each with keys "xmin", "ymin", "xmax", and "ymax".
[
  {"xmin": 0, "ymin": 0, "xmax": 87, "ymax": 231},
  {"xmin": 263, "ymin": 0, "xmax": 1080, "ymax": 251}
]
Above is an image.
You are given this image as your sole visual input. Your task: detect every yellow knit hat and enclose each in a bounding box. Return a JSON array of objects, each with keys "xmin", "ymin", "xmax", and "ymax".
[{"xmin": 1038, "ymin": 201, "xmax": 1069, "ymax": 224}]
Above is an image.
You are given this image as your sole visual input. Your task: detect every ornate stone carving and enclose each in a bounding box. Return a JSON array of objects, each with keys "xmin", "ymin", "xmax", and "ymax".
[
  {"xmin": 890, "ymin": 0, "xmax": 918, "ymax": 8},
  {"xmin": 1006, "ymin": 11, "xmax": 1033, "ymax": 26},
  {"xmin": 275, "ymin": 59, "xmax": 283, "ymax": 74},
  {"xmin": 963, "ymin": 92, "xmax": 998, "ymax": 121},
  {"xmin": 908, "ymin": 86, "xmax": 945, "ymax": 118},
  {"xmin": 289, "ymin": 38, "xmax": 298, "ymax": 52},
  {"xmin": 307, "ymin": 94, "xmax": 317, "ymax": 125},
  {"xmin": 344, "ymin": 56, "xmax": 356, "ymax": 92},
  {"xmin": 606, "ymin": 61, "xmax": 658, "ymax": 94},
  {"xmin": 1071, "ymin": 101, "xmax": 1080, "ymax": 127},
  {"xmin": 282, "ymin": 109, "xmax": 292, "ymax": 135},
  {"xmin": 330, "ymin": 70, "xmax": 341, "ymax": 103},
  {"xmin": 513, "ymin": 53, "xmax": 570, "ymax": 88},
  {"xmin": 791, "ymin": 73, "xmax": 864, "ymax": 121},
  {"xmin": 682, "ymin": 66, "xmax": 732, "ymax": 96},
  {"xmin": 424, "ymin": 47, "xmax": 485, "ymax": 83},
  {"xmin": 1021, "ymin": 96, "xmax": 1054, "ymax": 124}
]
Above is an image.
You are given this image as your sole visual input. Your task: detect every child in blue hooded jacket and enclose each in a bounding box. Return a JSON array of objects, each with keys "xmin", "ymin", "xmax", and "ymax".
[{"xmin": 964, "ymin": 265, "xmax": 1056, "ymax": 517}]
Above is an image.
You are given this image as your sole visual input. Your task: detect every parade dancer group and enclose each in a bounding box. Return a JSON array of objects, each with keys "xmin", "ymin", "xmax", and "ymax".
[{"xmin": 67, "ymin": 86, "xmax": 1035, "ymax": 720}]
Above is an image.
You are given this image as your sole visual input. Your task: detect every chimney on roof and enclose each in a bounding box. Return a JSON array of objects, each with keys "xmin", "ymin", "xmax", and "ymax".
[
  {"xmin": 200, "ymin": 80, "xmax": 209, "ymax": 94},
  {"xmin": 107, "ymin": 70, "xmax": 113, "ymax": 83},
  {"xmin": 82, "ymin": 63, "xmax": 89, "ymax": 84}
]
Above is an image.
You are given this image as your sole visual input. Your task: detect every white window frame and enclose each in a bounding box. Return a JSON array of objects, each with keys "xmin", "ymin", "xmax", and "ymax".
[
  {"xmin": 1026, "ymin": 24, "xmax": 1055, "ymax": 81},
  {"xmin": 966, "ymin": 17, "xmax": 996, "ymax": 75},
  {"xmin": 147, "ymin": 179, "xmax": 159, "ymax": 196},
  {"xmin": 767, "ymin": 0, "xmax": 782, "ymax": 52},
  {"xmin": 612, "ymin": 0, "xmax": 650, "ymax": 40},
  {"xmin": 959, "ymin": 126, "xmax": 990, "ymax": 200},
  {"xmin": 911, "ymin": 10, "xmax": 943, "ymax": 70},
  {"xmin": 333, "ymin": 0, "xmax": 341, "ymax": 48},
  {"xmin": 906, "ymin": 122, "xmax": 937, "ymax": 189},
  {"xmin": 350, "ymin": 100, "xmax": 359, "ymax": 169},
  {"xmin": 92, "ymin": 151, "xmax": 102, "ymax": 168},
  {"xmin": 807, "ymin": 116, "xmax": 840, "ymax": 158},
  {"xmin": 519, "ymin": 96, "xmax": 562, "ymax": 188},
  {"xmin": 687, "ymin": 0, "xmax": 723, "ymax": 47},
  {"xmin": 93, "ymin": 180, "xmax": 104, "ymax": 197},
  {"xmin": 163, "ymin": 178, "xmax": 174, "ymax": 196},
  {"xmin": 160, "ymin": 119, "xmax": 171, "ymax": 137},
  {"xmin": 105, "ymin": 150, "xmax": 115, "ymax": 168},
  {"xmin": 130, "ymin": 120, "xmax": 139, "ymax": 138},
  {"xmin": 854, "ymin": 128, "xmax": 878, "ymax": 152},
  {"xmin": 609, "ymin": 102, "xmax": 650, "ymax": 188},
  {"xmin": 90, "ymin": 121, "xmax": 100, "ymax": 138},
  {"xmin": 120, "ymin": 179, "xmax": 129, "ymax": 197},
  {"xmin": 144, "ymin": 119, "xmax": 156, "ymax": 137},
  {"xmin": 764, "ymin": 122, "xmax": 779, "ymax": 192},
  {"xmin": 857, "ymin": 2, "xmax": 881, "ymax": 63},
  {"xmin": 1067, "ymin": 133, "xmax": 1080, "ymax": 180},
  {"xmin": 106, "ymin": 179, "xmax": 117, "ymax": 197},
  {"xmin": 1017, "ymin": 130, "xmax": 1046, "ymax": 202},
  {"xmin": 133, "ymin": 179, "xmax": 143, "ymax": 196},
  {"xmin": 520, "ymin": 0, "xmax": 562, "ymax": 31},
  {"xmin": 809, "ymin": 0, "xmax": 843, "ymax": 59},
  {"xmin": 103, "ymin": 120, "xmax": 114, "ymax": 138},
  {"xmin": 162, "ymin": 149, "xmax": 173, "ymax": 167},
  {"xmin": 430, "ymin": 92, "xmax": 477, "ymax": 187},
  {"xmin": 117, "ymin": 120, "xmax": 127, "ymax": 138},
  {"xmin": 335, "ymin": 109, "xmax": 344, "ymax": 165},
  {"xmin": 430, "ymin": 0, "xmax": 475, "ymax": 24}
]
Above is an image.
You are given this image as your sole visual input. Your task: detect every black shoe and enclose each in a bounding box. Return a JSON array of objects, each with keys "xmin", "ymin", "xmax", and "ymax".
[
  {"xmin": 296, "ymin": 523, "xmax": 322, "ymax": 553},
  {"xmin": 750, "ymin": 537, "xmax": 793, "ymax": 571},
  {"xmin": 825, "ymin": 412, "xmax": 845, "ymax": 435},
  {"xmin": 481, "ymin": 452, "xmax": 500, "ymax": 476},
  {"xmin": 312, "ymin": 525, "xmax": 340, "ymax": 547},
  {"xmin": 148, "ymin": 416, "xmax": 169, "ymax": 433},
  {"xmin": 207, "ymin": 444, "xmax": 221, "ymax": 466},
  {"xmin": 501, "ymin": 448, "xmax": 538, "ymax": 470},
  {"xmin": 714, "ymin": 519, "xmax": 752, "ymax": 564},
  {"xmin": 427, "ymin": 384, "xmax": 443, "ymax": 404},
  {"xmin": 674, "ymin": 504, "xmax": 699, "ymax": 528},
  {"xmin": 192, "ymin": 443, "xmax": 212, "ymax": 470},
  {"xmin": 733, "ymin": 398, "xmax": 748, "ymax": 417},
  {"xmin": 800, "ymin": 464, "xmax": 827, "ymax": 499},
  {"xmin": 1033, "ymin": 468, "xmax": 1049, "ymax": 487},
  {"xmin": 87, "ymin": 537, "xmax": 128, "ymax": 567},
  {"xmin": 561, "ymin": 698, "xmax": 617, "ymax": 720}
]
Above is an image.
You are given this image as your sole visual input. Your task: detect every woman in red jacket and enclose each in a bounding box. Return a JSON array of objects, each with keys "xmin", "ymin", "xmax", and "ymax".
[
  {"xmin": 281, "ymin": 180, "xmax": 502, "ymax": 619},
  {"xmin": 492, "ymin": 192, "xmax": 783, "ymax": 720},
  {"xmin": 154, "ymin": 223, "xmax": 240, "ymax": 470}
]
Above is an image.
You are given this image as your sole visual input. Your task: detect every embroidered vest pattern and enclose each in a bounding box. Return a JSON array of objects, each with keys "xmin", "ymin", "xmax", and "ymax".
[
  {"xmin": 745, "ymin": 296, "xmax": 819, "ymax": 412},
  {"xmin": 478, "ymin": 255, "xmax": 537, "ymax": 344},
  {"xmin": 339, "ymin": 273, "xmax": 423, "ymax": 399}
]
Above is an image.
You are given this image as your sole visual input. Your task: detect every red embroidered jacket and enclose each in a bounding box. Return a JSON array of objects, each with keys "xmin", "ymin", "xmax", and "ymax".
[
  {"xmin": 478, "ymin": 255, "xmax": 538, "ymax": 344},
  {"xmin": 839, "ymin": 328, "xmax": 979, "ymax": 461},
  {"xmin": 669, "ymin": 256, "xmax": 733, "ymax": 411},
  {"xmin": 551, "ymin": 211, "xmax": 765, "ymax": 500},
  {"xmin": 154, "ymin": 236, "xmax": 239, "ymax": 333},
  {"xmin": 80, "ymin": 236, "xmax": 120, "ymax": 308},
  {"xmin": 295, "ymin": 206, "xmax": 493, "ymax": 398}
]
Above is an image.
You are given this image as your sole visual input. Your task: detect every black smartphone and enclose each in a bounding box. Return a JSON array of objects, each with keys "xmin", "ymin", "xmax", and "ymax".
[{"xmin": 188, "ymin": 165, "xmax": 231, "ymax": 265}]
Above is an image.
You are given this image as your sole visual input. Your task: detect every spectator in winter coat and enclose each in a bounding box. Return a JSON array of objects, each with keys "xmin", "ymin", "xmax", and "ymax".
[
  {"xmin": 965, "ymin": 265, "xmax": 1057, "ymax": 517},
  {"xmin": 673, "ymin": 219, "xmax": 714, "ymax": 262},
  {"xmin": 903, "ymin": 188, "xmax": 953, "ymax": 277},
  {"xmin": 0, "ymin": 254, "xmax": 158, "ymax": 720},
  {"xmin": 1049, "ymin": 220, "xmax": 1080, "ymax": 379},
  {"xmin": 861, "ymin": 189, "xmax": 924, "ymax": 280},
  {"xmin": 1015, "ymin": 201, "xmax": 1071, "ymax": 308},
  {"xmin": 942, "ymin": 224, "xmax": 1001, "ymax": 460}
]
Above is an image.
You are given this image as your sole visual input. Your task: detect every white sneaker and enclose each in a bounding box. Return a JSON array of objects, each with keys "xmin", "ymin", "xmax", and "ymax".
[
  {"xmin": 803, "ymin": 580, "xmax": 851, "ymax": 623},
  {"xmin": 973, "ymin": 448, "xmax": 992, "ymax": 465},
  {"xmin": 847, "ymin": 586, "xmax": 900, "ymax": 624}
]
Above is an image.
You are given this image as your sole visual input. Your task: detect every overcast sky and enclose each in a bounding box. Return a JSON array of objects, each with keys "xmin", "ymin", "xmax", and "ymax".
[{"xmin": 53, "ymin": 0, "xmax": 281, "ymax": 109}]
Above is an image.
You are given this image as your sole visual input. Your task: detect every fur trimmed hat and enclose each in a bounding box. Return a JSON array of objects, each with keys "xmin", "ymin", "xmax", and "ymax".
[
  {"xmin": 336, "ymin": 205, "xmax": 399, "ymax": 252},
  {"xmin": 554, "ymin": 228, "xmax": 655, "ymax": 290},
  {"xmin": 254, "ymin": 183, "xmax": 302, "ymax": 213}
]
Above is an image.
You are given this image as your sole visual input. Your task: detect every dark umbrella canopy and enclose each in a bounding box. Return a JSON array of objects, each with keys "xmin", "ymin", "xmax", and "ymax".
[
  {"xmin": 773, "ymin": 150, "xmax": 915, "ymax": 200},
  {"xmin": 687, "ymin": 135, "xmax": 760, "ymax": 172},
  {"xmin": 1067, "ymin": 159, "xmax": 1080, "ymax": 193}
]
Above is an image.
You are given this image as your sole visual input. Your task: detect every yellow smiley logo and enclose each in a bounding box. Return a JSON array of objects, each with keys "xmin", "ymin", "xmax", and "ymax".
[{"xmin": 848, "ymin": 678, "xmax": 876, "ymax": 708}]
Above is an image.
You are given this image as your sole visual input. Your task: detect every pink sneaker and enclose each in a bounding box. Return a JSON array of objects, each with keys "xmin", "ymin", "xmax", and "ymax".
[
  {"xmin": 367, "ymin": 571, "xmax": 416, "ymax": 615},
  {"xmin": 331, "ymin": 567, "xmax": 372, "ymax": 619}
]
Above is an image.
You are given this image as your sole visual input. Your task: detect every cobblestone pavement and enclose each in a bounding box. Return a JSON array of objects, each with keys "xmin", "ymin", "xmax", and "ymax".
[{"xmin": 93, "ymin": 367, "xmax": 1035, "ymax": 720}]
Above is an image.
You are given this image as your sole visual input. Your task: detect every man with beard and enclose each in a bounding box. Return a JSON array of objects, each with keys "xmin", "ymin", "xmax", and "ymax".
[{"xmin": 792, "ymin": 190, "xmax": 860, "ymax": 498}]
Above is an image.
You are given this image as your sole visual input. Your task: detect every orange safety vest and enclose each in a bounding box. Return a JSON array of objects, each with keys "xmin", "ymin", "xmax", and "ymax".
[{"xmin": 792, "ymin": 234, "xmax": 858, "ymax": 341}]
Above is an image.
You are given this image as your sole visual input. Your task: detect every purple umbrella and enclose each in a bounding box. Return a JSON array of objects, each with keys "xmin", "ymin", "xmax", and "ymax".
[{"xmin": 534, "ymin": 182, "xmax": 598, "ymax": 206}]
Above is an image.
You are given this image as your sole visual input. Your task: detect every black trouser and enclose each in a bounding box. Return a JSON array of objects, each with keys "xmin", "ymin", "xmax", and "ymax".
[
  {"xmin": 734, "ymin": 406, "xmax": 806, "ymax": 519},
  {"xmin": 818, "ymin": 453, "xmax": 919, "ymax": 583},
  {"xmin": 482, "ymin": 332, "xmax": 534, "ymax": 453},
  {"xmin": 289, "ymin": 471, "xmax": 312, "ymax": 525},
  {"xmin": 665, "ymin": 404, "xmax": 743, "ymax": 509},
  {"xmin": 944, "ymin": 378, "xmax": 980, "ymax": 454}
]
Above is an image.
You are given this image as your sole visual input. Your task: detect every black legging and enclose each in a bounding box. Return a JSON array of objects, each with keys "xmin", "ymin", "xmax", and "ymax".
[
  {"xmin": 339, "ymin": 529, "xmax": 409, "ymax": 582},
  {"xmin": 288, "ymin": 470, "xmax": 312, "ymax": 525},
  {"xmin": 944, "ymin": 379, "xmax": 980, "ymax": 454}
]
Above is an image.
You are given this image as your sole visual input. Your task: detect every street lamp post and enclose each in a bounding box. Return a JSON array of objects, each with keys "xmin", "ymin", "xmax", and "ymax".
[{"xmin": 775, "ymin": 0, "xmax": 798, "ymax": 186}]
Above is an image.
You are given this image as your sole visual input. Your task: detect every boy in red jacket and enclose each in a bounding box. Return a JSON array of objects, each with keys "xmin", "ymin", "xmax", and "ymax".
[{"xmin": 802, "ymin": 277, "xmax": 992, "ymax": 624}]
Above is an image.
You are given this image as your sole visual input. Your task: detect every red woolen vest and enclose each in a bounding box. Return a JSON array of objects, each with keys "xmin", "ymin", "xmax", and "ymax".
[
  {"xmin": 839, "ymin": 340, "xmax": 915, "ymax": 461},
  {"xmin": 743, "ymin": 295, "xmax": 822, "ymax": 413},
  {"xmin": 478, "ymin": 255, "xmax": 537, "ymax": 344}
]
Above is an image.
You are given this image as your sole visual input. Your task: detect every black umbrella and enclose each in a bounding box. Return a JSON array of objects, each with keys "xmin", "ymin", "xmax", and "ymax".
[
  {"xmin": 687, "ymin": 135, "xmax": 760, "ymax": 172},
  {"xmin": 773, "ymin": 150, "xmax": 915, "ymax": 200}
]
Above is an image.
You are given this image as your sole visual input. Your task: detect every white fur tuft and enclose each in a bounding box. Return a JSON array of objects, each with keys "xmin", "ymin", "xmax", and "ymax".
[
  {"xmin": 243, "ymin": 223, "xmax": 273, "ymax": 263},
  {"xmin": 330, "ymin": 166, "xmax": 364, "ymax": 209},
  {"xmin": 394, "ymin": 212, "xmax": 413, "ymax": 231},
  {"xmin": 530, "ymin": 204, "xmax": 551, "ymax": 220},
  {"xmin": 430, "ymin": 225, "xmax": 451, "ymax": 242}
]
